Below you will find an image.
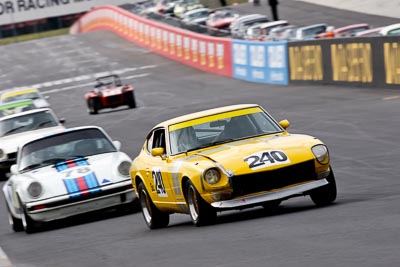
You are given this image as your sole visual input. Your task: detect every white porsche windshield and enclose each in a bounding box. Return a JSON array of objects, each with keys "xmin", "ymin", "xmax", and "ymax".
[
  {"xmin": 19, "ymin": 128, "xmax": 116, "ymax": 172},
  {"xmin": 0, "ymin": 110, "xmax": 58, "ymax": 137},
  {"xmin": 169, "ymin": 108, "xmax": 282, "ymax": 155}
]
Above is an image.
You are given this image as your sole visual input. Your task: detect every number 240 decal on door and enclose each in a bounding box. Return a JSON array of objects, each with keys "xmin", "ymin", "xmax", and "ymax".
[
  {"xmin": 152, "ymin": 167, "xmax": 168, "ymax": 197},
  {"xmin": 244, "ymin": 150, "xmax": 290, "ymax": 170}
]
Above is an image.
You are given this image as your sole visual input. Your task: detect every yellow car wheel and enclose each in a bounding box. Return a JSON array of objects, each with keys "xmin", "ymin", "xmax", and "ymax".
[
  {"xmin": 138, "ymin": 182, "xmax": 169, "ymax": 229},
  {"xmin": 186, "ymin": 181, "xmax": 217, "ymax": 227},
  {"xmin": 310, "ymin": 170, "xmax": 337, "ymax": 206}
]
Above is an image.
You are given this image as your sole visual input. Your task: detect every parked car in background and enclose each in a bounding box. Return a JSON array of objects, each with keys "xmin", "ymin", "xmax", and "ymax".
[
  {"xmin": 119, "ymin": 0, "xmax": 156, "ymax": 15},
  {"xmin": 355, "ymin": 27, "xmax": 384, "ymax": 37},
  {"xmin": 289, "ymin": 23, "xmax": 328, "ymax": 40},
  {"xmin": 380, "ymin": 23, "xmax": 400, "ymax": 36},
  {"xmin": 2, "ymin": 126, "xmax": 137, "ymax": 233},
  {"xmin": 244, "ymin": 20, "xmax": 289, "ymax": 41},
  {"xmin": 153, "ymin": 0, "xmax": 179, "ymax": 14},
  {"xmin": 173, "ymin": 0, "xmax": 204, "ymax": 18},
  {"xmin": 316, "ymin": 23, "xmax": 370, "ymax": 38},
  {"xmin": 268, "ymin": 25, "xmax": 298, "ymax": 41},
  {"xmin": 0, "ymin": 108, "xmax": 65, "ymax": 180},
  {"xmin": 230, "ymin": 14, "xmax": 269, "ymax": 39},
  {"xmin": 85, "ymin": 74, "xmax": 136, "ymax": 115},
  {"xmin": 206, "ymin": 8, "xmax": 239, "ymax": 35},
  {"xmin": 130, "ymin": 104, "xmax": 337, "ymax": 229},
  {"xmin": 181, "ymin": 7, "xmax": 210, "ymax": 29},
  {"xmin": 0, "ymin": 88, "xmax": 50, "ymax": 108},
  {"xmin": 0, "ymin": 99, "xmax": 38, "ymax": 118}
]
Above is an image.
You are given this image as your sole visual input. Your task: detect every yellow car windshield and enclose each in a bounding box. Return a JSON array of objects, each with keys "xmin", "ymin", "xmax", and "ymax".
[{"xmin": 169, "ymin": 107, "xmax": 282, "ymax": 155}]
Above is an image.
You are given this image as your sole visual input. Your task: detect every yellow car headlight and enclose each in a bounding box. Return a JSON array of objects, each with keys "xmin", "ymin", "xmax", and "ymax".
[
  {"xmin": 204, "ymin": 168, "xmax": 221, "ymax": 185},
  {"xmin": 0, "ymin": 149, "xmax": 4, "ymax": 159},
  {"xmin": 312, "ymin": 145, "xmax": 329, "ymax": 165},
  {"xmin": 27, "ymin": 182, "xmax": 42, "ymax": 198}
]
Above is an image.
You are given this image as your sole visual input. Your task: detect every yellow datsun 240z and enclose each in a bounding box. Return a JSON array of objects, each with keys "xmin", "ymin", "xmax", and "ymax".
[{"xmin": 130, "ymin": 104, "xmax": 337, "ymax": 229}]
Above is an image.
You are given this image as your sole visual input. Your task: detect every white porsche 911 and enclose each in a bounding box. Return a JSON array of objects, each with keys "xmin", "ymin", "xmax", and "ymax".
[{"xmin": 2, "ymin": 126, "xmax": 137, "ymax": 233}]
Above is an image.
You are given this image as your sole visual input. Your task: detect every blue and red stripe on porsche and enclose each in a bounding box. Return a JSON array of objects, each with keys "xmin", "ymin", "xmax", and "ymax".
[{"xmin": 55, "ymin": 158, "xmax": 101, "ymax": 198}]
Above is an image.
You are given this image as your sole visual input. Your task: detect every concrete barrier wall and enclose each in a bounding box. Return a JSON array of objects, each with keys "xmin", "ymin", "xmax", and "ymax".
[{"xmin": 70, "ymin": 5, "xmax": 399, "ymax": 89}]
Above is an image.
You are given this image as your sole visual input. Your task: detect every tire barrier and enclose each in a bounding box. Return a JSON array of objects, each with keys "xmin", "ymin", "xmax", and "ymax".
[{"xmin": 70, "ymin": 5, "xmax": 399, "ymax": 88}]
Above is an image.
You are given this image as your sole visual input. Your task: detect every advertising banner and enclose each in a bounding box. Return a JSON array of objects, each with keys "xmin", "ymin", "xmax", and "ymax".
[
  {"xmin": 288, "ymin": 36, "xmax": 400, "ymax": 89},
  {"xmin": 0, "ymin": 0, "xmax": 130, "ymax": 25},
  {"xmin": 231, "ymin": 40, "xmax": 288, "ymax": 85}
]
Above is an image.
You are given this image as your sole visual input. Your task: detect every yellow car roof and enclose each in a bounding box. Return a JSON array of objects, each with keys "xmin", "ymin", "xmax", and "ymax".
[
  {"xmin": 155, "ymin": 104, "xmax": 262, "ymax": 130},
  {"xmin": 1, "ymin": 88, "xmax": 38, "ymax": 99}
]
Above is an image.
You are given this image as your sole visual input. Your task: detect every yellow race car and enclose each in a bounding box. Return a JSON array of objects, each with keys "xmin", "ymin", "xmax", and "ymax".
[{"xmin": 130, "ymin": 104, "xmax": 336, "ymax": 229}]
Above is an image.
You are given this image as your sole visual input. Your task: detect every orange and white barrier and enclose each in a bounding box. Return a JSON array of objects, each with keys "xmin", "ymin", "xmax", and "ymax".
[{"xmin": 70, "ymin": 6, "xmax": 232, "ymax": 77}]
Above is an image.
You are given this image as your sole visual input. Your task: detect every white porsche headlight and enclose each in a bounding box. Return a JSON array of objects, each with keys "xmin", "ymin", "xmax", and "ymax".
[
  {"xmin": 204, "ymin": 168, "xmax": 221, "ymax": 185},
  {"xmin": 118, "ymin": 161, "xmax": 131, "ymax": 177},
  {"xmin": 27, "ymin": 182, "xmax": 42, "ymax": 198},
  {"xmin": 312, "ymin": 145, "xmax": 329, "ymax": 164}
]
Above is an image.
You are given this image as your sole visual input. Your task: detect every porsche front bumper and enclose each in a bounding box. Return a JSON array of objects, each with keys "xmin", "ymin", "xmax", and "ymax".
[{"xmin": 25, "ymin": 185, "xmax": 136, "ymax": 222}]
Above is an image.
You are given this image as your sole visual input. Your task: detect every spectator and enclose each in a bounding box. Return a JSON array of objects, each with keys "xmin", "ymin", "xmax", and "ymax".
[{"xmin": 268, "ymin": 0, "xmax": 279, "ymax": 21}]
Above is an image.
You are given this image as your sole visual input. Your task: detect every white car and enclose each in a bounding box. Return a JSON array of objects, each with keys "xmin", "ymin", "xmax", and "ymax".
[
  {"xmin": 2, "ymin": 126, "xmax": 137, "ymax": 233},
  {"xmin": 0, "ymin": 108, "xmax": 65, "ymax": 179}
]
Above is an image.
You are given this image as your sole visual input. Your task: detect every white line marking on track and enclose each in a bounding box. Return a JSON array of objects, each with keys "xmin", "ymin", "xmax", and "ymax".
[
  {"xmin": 42, "ymin": 73, "xmax": 151, "ymax": 94},
  {"xmin": 0, "ymin": 247, "xmax": 13, "ymax": 267},
  {"xmin": 383, "ymin": 95, "xmax": 400, "ymax": 100},
  {"xmin": 8, "ymin": 65, "xmax": 157, "ymax": 91}
]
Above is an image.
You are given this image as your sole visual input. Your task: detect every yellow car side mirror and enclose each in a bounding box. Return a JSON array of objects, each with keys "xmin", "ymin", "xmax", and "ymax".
[
  {"xmin": 279, "ymin": 119, "xmax": 290, "ymax": 129},
  {"xmin": 151, "ymin": 147, "xmax": 165, "ymax": 157}
]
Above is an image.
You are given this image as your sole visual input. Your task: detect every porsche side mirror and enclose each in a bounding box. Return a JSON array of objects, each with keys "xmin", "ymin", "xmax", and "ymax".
[
  {"xmin": 279, "ymin": 119, "xmax": 290, "ymax": 129},
  {"xmin": 10, "ymin": 165, "xmax": 18, "ymax": 175},
  {"xmin": 44, "ymin": 95, "xmax": 50, "ymax": 100},
  {"xmin": 151, "ymin": 147, "xmax": 165, "ymax": 157},
  {"xmin": 59, "ymin": 118, "xmax": 66, "ymax": 124},
  {"xmin": 113, "ymin": 141, "xmax": 121, "ymax": 150}
]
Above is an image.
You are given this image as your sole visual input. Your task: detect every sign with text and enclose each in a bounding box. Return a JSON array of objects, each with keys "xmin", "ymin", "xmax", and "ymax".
[
  {"xmin": 0, "ymin": 0, "xmax": 129, "ymax": 25},
  {"xmin": 231, "ymin": 40, "xmax": 288, "ymax": 85}
]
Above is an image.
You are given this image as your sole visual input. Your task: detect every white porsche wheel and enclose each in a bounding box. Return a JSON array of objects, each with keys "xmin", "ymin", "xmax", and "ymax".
[{"xmin": 19, "ymin": 199, "xmax": 38, "ymax": 234}]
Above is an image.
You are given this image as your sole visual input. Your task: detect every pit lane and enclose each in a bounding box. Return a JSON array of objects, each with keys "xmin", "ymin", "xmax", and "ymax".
[{"xmin": 0, "ymin": 28, "xmax": 400, "ymax": 267}]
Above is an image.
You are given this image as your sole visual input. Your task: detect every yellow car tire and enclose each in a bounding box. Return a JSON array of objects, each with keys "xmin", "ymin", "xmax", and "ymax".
[
  {"xmin": 185, "ymin": 181, "xmax": 217, "ymax": 227},
  {"xmin": 138, "ymin": 182, "xmax": 169, "ymax": 229},
  {"xmin": 309, "ymin": 170, "xmax": 337, "ymax": 206}
]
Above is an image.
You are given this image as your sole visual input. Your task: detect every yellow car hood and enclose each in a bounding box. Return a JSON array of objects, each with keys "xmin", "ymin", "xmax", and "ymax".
[{"xmin": 187, "ymin": 134, "xmax": 320, "ymax": 175}]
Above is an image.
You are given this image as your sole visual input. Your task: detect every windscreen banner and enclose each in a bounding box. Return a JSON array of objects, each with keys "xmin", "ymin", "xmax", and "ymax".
[{"xmin": 231, "ymin": 40, "xmax": 288, "ymax": 85}]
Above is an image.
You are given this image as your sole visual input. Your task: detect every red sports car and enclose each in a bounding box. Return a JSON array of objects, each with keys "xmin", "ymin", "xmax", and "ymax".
[{"xmin": 85, "ymin": 75, "xmax": 136, "ymax": 115}]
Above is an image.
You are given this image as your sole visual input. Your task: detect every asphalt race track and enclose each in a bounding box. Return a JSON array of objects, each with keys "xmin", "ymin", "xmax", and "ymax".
[{"xmin": 1, "ymin": 10, "xmax": 400, "ymax": 267}]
